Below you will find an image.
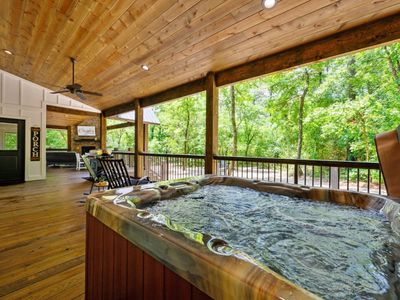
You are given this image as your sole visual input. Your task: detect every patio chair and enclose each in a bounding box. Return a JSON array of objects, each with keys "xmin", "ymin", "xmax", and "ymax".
[
  {"xmin": 82, "ymin": 155, "xmax": 103, "ymax": 194},
  {"xmin": 98, "ymin": 158, "xmax": 133, "ymax": 189},
  {"xmin": 99, "ymin": 158, "xmax": 152, "ymax": 189}
]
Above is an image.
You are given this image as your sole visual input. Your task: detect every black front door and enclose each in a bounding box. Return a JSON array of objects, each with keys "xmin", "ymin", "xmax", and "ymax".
[{"xmin": 0, "ymin": 118, "xmax": 25, "ymax": 185}]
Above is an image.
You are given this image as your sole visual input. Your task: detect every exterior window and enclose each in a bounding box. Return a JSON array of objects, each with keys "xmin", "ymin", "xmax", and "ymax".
[
  {"xmin": 46, "ymin": 129, "xmax": 68, "ymax": 150},
  {"xmin": 0, "ymin": 122, "xmax": 18, "ymax": 150}
]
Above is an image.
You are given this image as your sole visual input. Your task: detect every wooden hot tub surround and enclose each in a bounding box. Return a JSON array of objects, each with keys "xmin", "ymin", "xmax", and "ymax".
[{"xmin": 86, "ymin": 176, "xmax": 400, "ymax": 299}]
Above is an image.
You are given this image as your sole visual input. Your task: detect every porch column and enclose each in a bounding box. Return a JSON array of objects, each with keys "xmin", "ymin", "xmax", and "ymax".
[
  {"xmin": 205, "ymin": 72, "xmax": 218, "ymax": 174},
  {"xmin": 100, "ymin": 113, "xmax": 107, "ymax": 150},
  {"xmin": 67, "ymin": 126, "xmax": 72, "ymax": 151},
  {"xmin": 143, "ymin": 124, "xmax": 148, "ymax": 171},
  {"xmin": 134, "ymin": 101, "xmax": 144, "ymax": 178}
]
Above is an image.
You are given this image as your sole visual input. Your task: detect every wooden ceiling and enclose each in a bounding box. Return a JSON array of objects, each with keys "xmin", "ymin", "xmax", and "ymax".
[
  {"xmin": 1, "ymin": 0, "xmax": 400, "ymax": 111},
  {"xmin": 46, "ymin": 105, "xmax": 99, "ymax": 127},
  {"xmin": 46, "ymin": 110, "xmax": 93, "ymax": 127}
]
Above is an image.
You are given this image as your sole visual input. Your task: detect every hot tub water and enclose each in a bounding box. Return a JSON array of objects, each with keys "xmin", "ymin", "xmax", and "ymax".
[{"xmin": 144, "ymin": 185, "xmax": 400, "ymax": 299}]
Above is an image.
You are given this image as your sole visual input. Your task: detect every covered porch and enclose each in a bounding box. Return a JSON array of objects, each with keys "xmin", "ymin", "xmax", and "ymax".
[{"xmin": 1, "ymin": 0, "xmax": 400, "ymax": 299}]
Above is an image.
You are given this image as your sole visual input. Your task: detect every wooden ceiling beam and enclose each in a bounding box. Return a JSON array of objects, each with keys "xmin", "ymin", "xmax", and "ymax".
[
  {"xmin": 103, "ymin": 78, "xmax": 205, "ymax": 116},
  {"xmin": 46, "ymin": 125, "xmax": 68, "ymax": 130},
  {"xmin": 106, "ymin": 122, "xmax": 135, "ymax": 130},
  {"xmin": 139, "ymin": 78, "xmax": 205, "ymax": 108},
  {"xmin": 216, "ymin": 12, "xmax": 400, "ymax": 87},
  {"xmin": 102, "ymin": 100, "xmax": 137, "ymax": 118},
  {"xmin": 47, "ymin": 105, "xmax": 100, "ymax": 117}
]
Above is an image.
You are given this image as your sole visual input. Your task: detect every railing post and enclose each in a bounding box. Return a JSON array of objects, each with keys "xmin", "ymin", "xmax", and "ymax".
[
  {"xmin": 330, "ymin": 167, "xmax": 339, "ymax": 189},
  {"xmin": 205, "ymin": 72, "xmax": 218, "ymax": 174},
  {"xmin": 134, "ymin": 101, "xmax": 144, "ymax": 178},
  {"xmin": 294, "ymin": 164, "xmax": 299, "ymax": 184},
  {"xmin": 166, "ymin": 157, "xmax": 169, "ymax": 180}
]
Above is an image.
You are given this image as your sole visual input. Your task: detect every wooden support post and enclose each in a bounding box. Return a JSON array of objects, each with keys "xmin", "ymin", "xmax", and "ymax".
[
  {"xmin": 205, "ymin": 72, "xmax": 218, "ymax": 174},
  {"xmin": 67, "ymin": 126, "xmax": 72, "ymax": 151},
  {"xmin": 100, "ymin": 113, "xmax": 107, "ymax": 150},
  {"xmin": 143, "ymin": 124, "xmax": 149, "ymax": 171},
  {"xmin": 134, "ymin": 101, "xmax": 144, "ymax": 178},
  {"xmin": 143, "ymin": 124, "xmax": 148, "ymax": 152}
]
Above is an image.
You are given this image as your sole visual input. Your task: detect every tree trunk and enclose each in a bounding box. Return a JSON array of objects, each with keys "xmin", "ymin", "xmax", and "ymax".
[
  {"xmin": 228, "ymin": 85, "xmax": 238, "ymax": 176},
  {"xmin": 361, "ymin": 116, "xmax": 370, "ymax": 161},
  {"xmin": 297, "ymin": 70, "xmax": 310, "ymax": 160},
  {"xmin": 347, "ymin": 57, "xmax": 357, "ymax": 101},
  {"xmin": 384, "ymin": 46, "xmax": 400, "ymax": 93}
]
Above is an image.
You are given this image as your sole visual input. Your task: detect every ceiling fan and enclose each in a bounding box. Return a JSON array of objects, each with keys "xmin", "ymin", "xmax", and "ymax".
[{"xmin": 50, "ymin": 57, "xmax": 102, "ymax": 100}]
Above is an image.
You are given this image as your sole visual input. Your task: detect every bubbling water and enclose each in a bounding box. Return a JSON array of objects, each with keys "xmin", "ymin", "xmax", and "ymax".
[{"xmin": 145, "ymin": 185, "xmax": 400, "ymax": 299}]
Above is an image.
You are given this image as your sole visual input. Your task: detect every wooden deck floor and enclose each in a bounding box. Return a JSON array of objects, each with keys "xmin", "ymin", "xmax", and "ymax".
[{"xmin": 0, "ymin": 168, "xmax": 90, "ymax": 299}]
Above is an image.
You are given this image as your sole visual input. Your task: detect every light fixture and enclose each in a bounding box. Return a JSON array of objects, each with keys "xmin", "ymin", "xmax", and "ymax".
[
  {"xmin": 3, "ymin": 49, "xmax": 13, "ymax": 55},
  {"xmin": 262, "ymin": 0, "xmax": 276, "ymax": 9},
  {"xmin": 141, "ymin": 64, "xmax": 149, "ymax": 71}
]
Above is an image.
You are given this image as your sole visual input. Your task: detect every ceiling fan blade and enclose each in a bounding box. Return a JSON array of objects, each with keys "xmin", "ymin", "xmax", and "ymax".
[
  {"xmin": 80, "ymin": 90, "xmax": 103, "ymax": 97},
  {"xmin": 50, "ymin": 89, "xmax": 70, "ymax": 94},
  {"xmin": 75, "ymin": 90, "xmax": 87, "ymax": 100}
]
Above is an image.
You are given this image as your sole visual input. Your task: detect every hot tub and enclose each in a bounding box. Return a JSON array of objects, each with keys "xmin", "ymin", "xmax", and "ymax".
[{"xmin": 85, "ymin": 176, "xmax": 400, "ymax": 299}]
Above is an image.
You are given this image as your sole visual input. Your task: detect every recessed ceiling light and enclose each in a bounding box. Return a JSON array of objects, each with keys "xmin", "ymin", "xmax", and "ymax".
[
  {"xmin": 141, "ymin": 65, "xmax": 149, "ymax": 71},
  {"xmin": 3, "ymin": 49, "xmax": 13, "ymax": 55},
  {"xmin": 262, "ymin": 0, "xmax": 276, "ymax": 9}
]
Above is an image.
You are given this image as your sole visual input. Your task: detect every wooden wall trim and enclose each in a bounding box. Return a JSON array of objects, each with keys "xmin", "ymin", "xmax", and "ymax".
[
  {"xmin": 216, "ymin": 12, "xmax": 400, "ymax": 87},
  {"xmin": 47, "ymin": 105, "xmax": 100, "ymax": 117},
  {"xmin": 101, "ymin": 12, "xmax": 400, "ymax": 114}
]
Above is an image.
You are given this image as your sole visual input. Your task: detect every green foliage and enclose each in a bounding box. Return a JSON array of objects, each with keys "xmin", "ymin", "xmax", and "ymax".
[
  {"xmin": 106, "ymin": 42, "xmax": 400, "ymax": 162},
  {"xmin": 46, "ymin": 129, "xmax": 67, "ymax": 149},
  {"xmin": 148, "ymin": 93, "xmax": 206, "ymax": 154},
  {"xmin": 4, "ymin": 132, "xmax": 17, "ymax": 150},
  {"xmin": 106, "ymin": 119, "xmax": 134, "ymax": 151}
]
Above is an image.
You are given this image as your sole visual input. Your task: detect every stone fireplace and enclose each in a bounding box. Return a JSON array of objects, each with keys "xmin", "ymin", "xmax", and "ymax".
[{"xmin": 71, "ymin": 117, "xmax": 101, "ymax": 154}]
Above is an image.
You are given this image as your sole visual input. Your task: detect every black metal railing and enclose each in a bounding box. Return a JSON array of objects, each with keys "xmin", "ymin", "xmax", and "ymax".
[
  {"xmin": 113, "ymin": 151, "xmax": 135, "ymax": 168},
  {"xmin": 112, "ymin": 151, "xmax": 385, "ymax": 195},
  {"xmin": 142, "ymin": 153, "xmax": 205, "ymax": 181},
  {"xmin": 113, "ymin": 151, "xmax": 205, "ymax": 181},
  {"xmin": 214, "ymin": 156, "xmax": 385, "ymax": 195}
]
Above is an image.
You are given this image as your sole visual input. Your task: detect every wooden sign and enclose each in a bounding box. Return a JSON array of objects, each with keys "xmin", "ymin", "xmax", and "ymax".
[{"xmin": 31, "ymin": 127, "xmax": 41, "ymax": 161}]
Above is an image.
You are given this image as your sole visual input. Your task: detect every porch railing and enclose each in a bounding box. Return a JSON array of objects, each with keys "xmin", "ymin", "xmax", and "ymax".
[
  {"xmin": 214, "ymin": 156, "xmax": 385, "ymax": 195},
  {"xmin": 112, "ymin": 151, "xmax": 385, "ymax": 195},
  {"xmin": 142, "ymin": 153, "xmax": 205, "ymax": 181}
]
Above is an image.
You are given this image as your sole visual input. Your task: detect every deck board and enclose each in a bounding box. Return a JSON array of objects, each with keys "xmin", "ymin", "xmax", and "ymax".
[{"xmin": 0, "ymin": 168, "xmax": 89, "ymax": 299}]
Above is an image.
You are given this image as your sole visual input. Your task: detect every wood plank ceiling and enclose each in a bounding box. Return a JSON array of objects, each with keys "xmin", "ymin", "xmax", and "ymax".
[
  {"xmin": 1, "ymin": 0, "xmax": 400, "ymax": 111},
  {"xmin": 46, "ymin": 111, "xmax": 95, "ymax": 128}
]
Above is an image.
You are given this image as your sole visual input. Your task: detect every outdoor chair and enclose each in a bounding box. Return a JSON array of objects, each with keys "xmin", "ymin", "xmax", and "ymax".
[
  {"xmin": 99, "ymin": 158, "xmax": 152, "ymax": 189},
  {"xmin": 98, "ymin": 158, "xmax": 133, "ymax": 189},
  {"xmin": 82, "ymin": 155, "xmax": 104, "ymax": 194}
]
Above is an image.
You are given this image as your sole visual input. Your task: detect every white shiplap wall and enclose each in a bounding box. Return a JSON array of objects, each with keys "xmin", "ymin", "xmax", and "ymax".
[{"xmin": 0, "ymin": 69, "xmax": 100, "ymax": 181}]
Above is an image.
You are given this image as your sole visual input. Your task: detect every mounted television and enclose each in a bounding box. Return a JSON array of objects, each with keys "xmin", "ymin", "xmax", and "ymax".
[{"xmin": 77, "ymin": 126, "xmax": 96, "ymax": 137}]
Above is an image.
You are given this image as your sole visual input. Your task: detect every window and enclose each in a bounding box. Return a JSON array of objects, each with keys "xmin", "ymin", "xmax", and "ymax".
[
  {"xmin": 46, "ymin": 128, "xmax": 68, "ymax": 150},
  {"xmin": 4, "ymin": 132, "xmax": 17, "ymax": 150},
  {"xmin": 0, "ymin": 122, "xmax": 18, "ymax": 150}
]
